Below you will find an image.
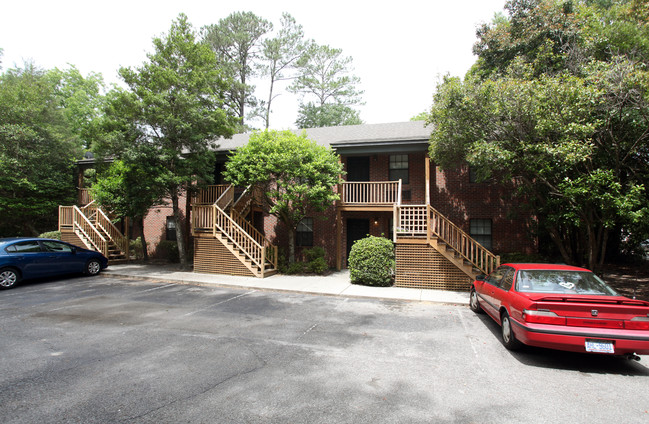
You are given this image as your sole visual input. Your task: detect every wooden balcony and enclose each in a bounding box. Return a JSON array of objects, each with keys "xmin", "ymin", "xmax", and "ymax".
[
  {"xmin": 338, "ymin": 181, "xmax": 401, "ymax": 210},
  {"xmin": 192, "ymin": 184, "xmax": 231, "ymax": 205}
]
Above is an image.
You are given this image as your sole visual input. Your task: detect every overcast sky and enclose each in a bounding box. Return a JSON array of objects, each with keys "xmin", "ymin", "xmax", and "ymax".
[{"xmin": 1, "ymin": 0, "xmax": 507, "ymax": 129}]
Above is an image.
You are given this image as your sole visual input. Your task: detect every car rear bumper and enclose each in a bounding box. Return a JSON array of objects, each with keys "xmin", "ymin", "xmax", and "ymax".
[{"xmin": 511, "ymin": 318, "xmax": 649, "ymax": 355}]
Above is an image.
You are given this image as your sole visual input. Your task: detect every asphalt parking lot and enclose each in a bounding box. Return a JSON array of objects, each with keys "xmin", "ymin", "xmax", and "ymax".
[{"xmin": 2, "ymin": 275, "xmax": 649, "ymax": 423}]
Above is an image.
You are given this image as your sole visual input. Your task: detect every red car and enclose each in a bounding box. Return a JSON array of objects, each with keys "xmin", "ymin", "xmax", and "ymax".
[{"xmin": 470, "ymin": 263, "xmax": 649, "ymax": 358}]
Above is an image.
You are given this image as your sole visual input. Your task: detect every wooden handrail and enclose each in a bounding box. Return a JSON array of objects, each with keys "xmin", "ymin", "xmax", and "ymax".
[
  {"xmin": 192, "ymin": 184, "xmax": 230, "ymax": 205},
  {"xmin": 213, "ymin": 204, "xmax": 265, "ymax": 270},
  {"xmin": 427, "ymin": 205, "xmax": 500, "ymax": 275},
  {"xmin": 216, "ymin": 184, "xmax": 234, "ymax": 209},
  {"xmin": 72, "ymin": 205, "xmax": 107, "ymax": 256},
  {"xmin": 339, "ymin": 181, "xmax": 401, "ymax": 205},
  {"xmin": 95, "ymin": 207, "xmax": 129, "ymax": 256}
]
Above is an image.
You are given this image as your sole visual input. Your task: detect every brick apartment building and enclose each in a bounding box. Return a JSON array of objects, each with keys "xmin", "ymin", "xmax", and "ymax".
[{"xmin": 60, "ymin": 121, "xmax": 536, "ymax": 291}]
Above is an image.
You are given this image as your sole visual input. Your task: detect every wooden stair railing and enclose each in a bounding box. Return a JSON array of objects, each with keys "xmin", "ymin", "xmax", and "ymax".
[
  {"xmin": 59, "ymin": 204, "xmax": 128, "ymax": 260},
  {"xmin": 72, "ymin": 205, "xmax": 108, "ymax": 256},
  {"xmin": 192, "ymin": 184, "xmax": 277, "ymax": 277},
  {"xmin": 95, "ymin": 207, "xmax": 129, "ymax": 259},
  {"xmin": 427, "ymin": 205, "xmax": 500, "ymax": 276},
  {"xmin": 396, "ymin": 205, "xmax": 500, "ymax": 277},
  {"xmin": 213, "ymin": 204, "xmax": 273, "ymax": 277}
]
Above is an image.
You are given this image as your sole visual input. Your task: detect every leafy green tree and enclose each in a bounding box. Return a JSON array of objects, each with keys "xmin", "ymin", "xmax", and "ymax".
[
  {"xmin": 295, "ymin": 102, "xmax": 362, "ymax": 128},
  {"xmin": 428, "ymin": 0, "xmax": 649, "ymax": 269},
  {"xmin": 0, "ymin": 62, "xmax": 81, "ymax": 236},
  {"xmin": 99, "ymin": 14, "xmax": 238, "ymax": 266},
  {"xmin": 92, "ymin": 153, "xmax": 167, "ymax": 261},
  {"xmin": 223, "ymin": 130, "xmax": 343, "ymax": 263},
  {"xmin": 290, "ymin": 43, "xmax": 364, "ymax": 127},
  {"xmin": 50, "ymin": 66, "xmax": 107, "ymax": 149},
  {"xmin": 258, "ymin": 13, "xmax": 306, "ymax": 129},
  {"xmin": 203, "ymin": 11, "xmax": 272, "ymax": 128}
]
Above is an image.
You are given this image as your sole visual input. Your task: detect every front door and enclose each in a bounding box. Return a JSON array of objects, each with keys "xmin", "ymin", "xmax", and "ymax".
[
  {"xmin": 346, "ymin": 218, "xmax": 370, "ymax": 264},
  {"xmin": 347, "ymin": 156, "xmax": 370, "ymax": 182}
]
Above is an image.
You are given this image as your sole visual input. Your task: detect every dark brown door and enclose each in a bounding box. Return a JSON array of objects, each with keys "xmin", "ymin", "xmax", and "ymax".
[
  {"xmin": 347, "ymin": 156, "xmax": 370, "ymax": 181},
  {"xmin": 346, "ymin": 218, "xmax": 370, "ymax": 262}
]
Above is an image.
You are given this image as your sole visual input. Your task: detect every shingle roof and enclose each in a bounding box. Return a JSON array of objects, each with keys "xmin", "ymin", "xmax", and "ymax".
[{"xmin": 214, "ymin": 121, "xmax": 432, "ymax": 153}]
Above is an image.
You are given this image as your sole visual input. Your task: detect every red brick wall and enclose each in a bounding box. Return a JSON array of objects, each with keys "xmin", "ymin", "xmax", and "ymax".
[
  {"xmin": 431, "ymin": 165, "xmax": 536, "ymax": 254},
  {"xmin": 142, "ymin": 191, "xmax": 189, "ymax": 257}
]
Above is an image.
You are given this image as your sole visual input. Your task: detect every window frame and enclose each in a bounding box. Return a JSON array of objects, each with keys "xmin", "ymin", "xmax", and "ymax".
[
  {"xmin": 389, "ymin": 154, "xmax": 409, "ymax": 185},
  {"xmin": 470, "ymin": 218, "xmax": 493, "ymax": 250},
  {"xmin": 296, "ymin": 217, "xmax": 314, "ymax": 247}
]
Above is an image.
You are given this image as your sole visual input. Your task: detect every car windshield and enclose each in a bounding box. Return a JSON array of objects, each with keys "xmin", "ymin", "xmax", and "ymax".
[{"xmin": 515, "ymin": 270, "xmax": 618, "ymax": 296}]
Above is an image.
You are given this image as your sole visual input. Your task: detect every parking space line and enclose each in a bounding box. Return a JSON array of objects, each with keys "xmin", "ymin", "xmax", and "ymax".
[{"xmin": 183, "ymin": 290, "xmax": 257, "ymax": 316}]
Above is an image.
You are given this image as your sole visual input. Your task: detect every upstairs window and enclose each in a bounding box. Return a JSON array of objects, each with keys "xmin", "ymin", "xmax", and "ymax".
[
  {"xmin": 389, "ymin": 154, "xmax": 409, "ymax": 184},
  {"xmin": 470, "ymin": 219, "xmax": 492, "ymax": 250}
]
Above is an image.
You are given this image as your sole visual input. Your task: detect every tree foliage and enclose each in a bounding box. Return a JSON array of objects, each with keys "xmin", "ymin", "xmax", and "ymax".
[
  {"xmin": 428, "ymin": 0, "xmax": 649, "ymax": 269},
  {"xmin": 223, "ymin": 130, "xmax": 343, "ymax": 262},
  {"xmin": 289, "ymin": 43, "xmax": 364, "ymax": 128},
  {"xmin": 258, "ymin": 13, "xmax": 306, "ymax": 129},
  {"xmin": 98, "ymin": 13, "xmax": 238, "ymax": 266},
  {"xmin": 92, "ymin": 153, "xmax": 167, "ymax": 261},
  {"xmin": 295, "ymin": 102, "xmax": 362, "ymax": 128},
  {"xmin": 203, "ymin": 11, "xmax": 272, "ymax": 128},
  {"xmin": 0, "ymin": 63, "xmax": 85, "ymax": 236}
]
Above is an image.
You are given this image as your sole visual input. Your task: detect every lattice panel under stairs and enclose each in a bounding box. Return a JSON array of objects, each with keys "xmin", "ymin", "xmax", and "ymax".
[
  {"xmin": 395, "ymin": 243, "xmax": 471, "ymax": 291},
  {"xmin": 194, "ymin": 237, "xmax": 255, "ymax": 277}
]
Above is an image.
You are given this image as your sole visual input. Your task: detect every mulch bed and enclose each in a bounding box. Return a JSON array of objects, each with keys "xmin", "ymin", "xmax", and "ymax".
[{"xmin": 600, "ymin": 263, "xmax": 649, "ymax": 301}]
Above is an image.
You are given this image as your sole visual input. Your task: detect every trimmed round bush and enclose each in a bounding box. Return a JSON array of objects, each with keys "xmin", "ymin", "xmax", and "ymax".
[
  {"xmin": 348, "ymin": 236, "xmax": 395, "ymax": 287},
  {"xmin": 39, "ymin": 231, "xmax": 61, "ymax": 240}
]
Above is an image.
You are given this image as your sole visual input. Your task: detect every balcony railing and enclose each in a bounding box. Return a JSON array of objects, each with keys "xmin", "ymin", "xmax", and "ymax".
[
  {"xmin": 192, "ymin": 184, "xmax": 231, "ymax": 205},
  {"xmin": 339, "ymin": 181, "xmax": 402, "ymax": 206}
]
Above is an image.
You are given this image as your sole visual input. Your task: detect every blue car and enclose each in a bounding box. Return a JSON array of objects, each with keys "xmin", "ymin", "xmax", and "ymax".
[{"xmin": 0, "ymin": 238, "xmax": 108, "ymax": 289}]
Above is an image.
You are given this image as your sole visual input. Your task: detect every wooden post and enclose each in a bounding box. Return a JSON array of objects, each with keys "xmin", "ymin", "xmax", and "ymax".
[
  {"xmin": 336, "ymin": 209, "xmax": 342, "ymax": 270},
  {"xmin": 261, "ymin": 246, "xmax": 266, "ymax": 278},
  {"xmin": 425, "ymin": 157, "xmax": 430, "ymax": 206},
  {"xmin": 393, "ymin": 205, "xmax": 398, "ymax": 243}
]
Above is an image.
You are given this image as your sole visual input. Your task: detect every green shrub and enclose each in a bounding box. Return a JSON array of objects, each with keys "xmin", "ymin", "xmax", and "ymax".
[
  {"xmin": 156, "ymin": 240, "xmax": 179, "ymax": 263},
  {"xmin": 286, "ymin": 261, "xmax": 305, "ymax": 275},
  {"xmin": 307, "ymin": 256, "xmax": 328, "ymax": 274},
  {"xmin": 304, "ymin": 246, "xmax": 326, "ymax": 262},
  {"xmin": 39, "ymin": 231, "xmax": 61, "ymax": 240},
  {"xmin": 348, "ymin": 236, "xmax": 395, "ymax": 287},
  {"xmin": 129, "ymin": 237, "xmax": 144, "ymax": 260}
]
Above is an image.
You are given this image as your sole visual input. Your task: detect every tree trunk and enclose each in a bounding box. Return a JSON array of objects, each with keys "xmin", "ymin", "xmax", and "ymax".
[
  {"xmin": 288, "ymin": 226, "xmax": 296, "ymax": 264},
  {"xmin": 172, "ymin": 194, "xmax": 188, "ymax": 268},
  {"xmin": 138, "ymin": 216, "xmax": 149, "ymax": 262},
  {"xmin": 265, "ymin": 77, "xmax": 275, "ymax": 129},
  {"xmin": 548, "ymin": 226, "xmax": 574, "ymax": 265}
]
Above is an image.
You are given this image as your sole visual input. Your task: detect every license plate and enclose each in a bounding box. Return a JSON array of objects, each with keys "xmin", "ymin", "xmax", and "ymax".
[{"xmin": 585, "ymin": 339, "xmax": 614, "ymax": 354}]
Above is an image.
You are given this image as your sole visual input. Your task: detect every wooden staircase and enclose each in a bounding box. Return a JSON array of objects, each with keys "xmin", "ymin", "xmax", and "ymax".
[
  {"xmin": 396, "ymin": 205, "xmax": 500, "ymax": 279},
  {"xmin": 192, "ymin": 185, "xmax": 278, "ymax": 278},
  {"xmin": 58, "ymin": 202, "xmax": 129, "ymax": 262}
]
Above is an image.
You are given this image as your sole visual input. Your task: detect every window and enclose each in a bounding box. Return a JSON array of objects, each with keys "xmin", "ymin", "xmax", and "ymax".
[
  {"xmin": 166, "ymin": 217, "xmax": 177, "ymax": 241},
  {"xmin": 296, "ymin": 218, "xmax": 313, "ymax": 247},
  {"xmin": 389, "ymin": 154, "xmax": 409, "ymax": 184},
  {"xmin": 8, "ymin": 241, "xmax": 42, "ymax": 253},
  {"xmin": 41, "ymin": 241, "xmax": 73, "ymax": 253},
  {"xmin": 470, "ymin": 219, "xmax": 492, "ymax": 250}
]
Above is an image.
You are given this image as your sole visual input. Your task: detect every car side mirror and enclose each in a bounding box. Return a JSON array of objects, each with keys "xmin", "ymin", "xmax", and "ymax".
[
  {"xmin": 475, "ymin": 274, "xmax": 486, "ymax": 282},
  {"xmin": 71, "ymin": 247, "xmax": 77, "ymax": 254}
]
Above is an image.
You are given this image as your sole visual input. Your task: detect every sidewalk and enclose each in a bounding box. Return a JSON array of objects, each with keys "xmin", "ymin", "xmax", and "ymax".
[{"xmin": 103, "ymin": 264, "xmax": 470, "ymax": 305}]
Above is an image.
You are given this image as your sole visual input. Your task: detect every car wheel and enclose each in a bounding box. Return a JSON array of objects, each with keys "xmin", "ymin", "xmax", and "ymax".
[
  {"xmin": 469, "ymin": 288, "xmax": 483, "ymax": 314},
  {"xmin": 0, "ymin": 268, "xmax": 20, "ymax": 289},
  {"xmin": 501, "ymin": 311, "xmax": 522, "ymax": 351},
  {"xmin": 86, "ymin": 260, "xmax": 102, "ymax": 276}
]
